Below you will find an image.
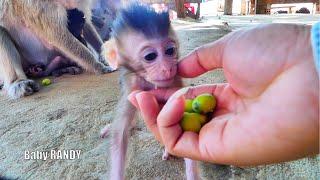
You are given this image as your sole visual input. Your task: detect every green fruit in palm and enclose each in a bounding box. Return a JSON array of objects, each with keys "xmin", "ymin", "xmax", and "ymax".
[
  {"xmin": 198, "ymin": 114, "xmax": 207, "ymax": 126},
  {"xmin": 192, "ymin": 93, "xmax": 216, "ymax": 114},
  {"xmin": 184, "ymin": 99, "xmax": 194, "ymax": 112},
  {"xmin": 180, "ymin": 112, "xmax": 205, "ymax": 133}
]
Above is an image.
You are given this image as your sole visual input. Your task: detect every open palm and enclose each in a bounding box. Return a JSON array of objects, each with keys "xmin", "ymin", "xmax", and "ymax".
[{"xmin": 129, "ymin": 24, "xmax": 319, "ymax": 165}]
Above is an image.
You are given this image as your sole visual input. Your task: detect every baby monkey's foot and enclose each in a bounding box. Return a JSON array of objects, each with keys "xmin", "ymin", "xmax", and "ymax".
[
  {"xmin": 162, "ymin": 149, "xmax": 170, "ymax": 160},
  {"xmin": 26, "ymin": 64, "xmax": 46, "ymax": 78},
  {"xmin": 52, "ymin": 66, "xmax": 83, "ymax": 77},
  {"xmin": 100, "ymin": 123, "xmax": 111, "ymax": 138}
]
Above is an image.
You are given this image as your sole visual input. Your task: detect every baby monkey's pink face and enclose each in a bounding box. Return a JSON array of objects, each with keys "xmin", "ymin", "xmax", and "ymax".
[{"xmin": 119, "ymin": 31, "xmax": 179, "ymax": 88}]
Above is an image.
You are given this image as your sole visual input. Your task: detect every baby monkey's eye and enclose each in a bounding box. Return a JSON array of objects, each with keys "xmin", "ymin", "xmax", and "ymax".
[
  {"xmin": 165, "ymin": 47, "xmax": 176, "ymax": 56},
  {"xmin": 144, "ymin": 52, "xmax": 158, "ymax": 62}
]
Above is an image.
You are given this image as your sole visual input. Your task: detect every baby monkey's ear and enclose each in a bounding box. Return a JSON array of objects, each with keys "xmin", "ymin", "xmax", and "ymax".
[{"xmin": 103, "ymin": 38, "xmax": 119, "ymax": 70}]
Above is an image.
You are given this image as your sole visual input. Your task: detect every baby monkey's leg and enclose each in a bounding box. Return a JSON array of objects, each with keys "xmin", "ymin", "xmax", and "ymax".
[
  {"xmin": 26, "ymin": 56, "xmax": 83, "ymax": 78},
  {"xmin": 162, "ymin": 148, "xmax": 170, "ymax": 160},
  {"xmin": 184, "ymin": 158, "xmax": 199, "ymax": 180},
  {"xmin": 109, "ymin": 95, "xmax": 136, "ymax": 180},
  {"xmin": 49, "ymin": 56, "xmax": 82, "ymax": 77}
]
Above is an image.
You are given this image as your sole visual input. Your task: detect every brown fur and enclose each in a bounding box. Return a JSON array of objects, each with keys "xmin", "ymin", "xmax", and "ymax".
[{"xmin": 0, "ymin": 0, "xmax": 113, "ymax": 99}]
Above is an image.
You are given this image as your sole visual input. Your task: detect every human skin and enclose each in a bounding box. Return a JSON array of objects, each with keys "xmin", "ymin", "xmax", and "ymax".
[{"xmin": 128, "ymin": 24, "xmax": 319, "ymax": 166}]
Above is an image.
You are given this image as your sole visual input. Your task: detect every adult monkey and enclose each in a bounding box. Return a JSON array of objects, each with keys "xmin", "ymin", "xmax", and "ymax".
[
  {"xmin": 0, "ymin": 0, "xmax": 114, "ymax": 99},
  {"xmin": 92, "ymin": 0, "xmax": 120, "ymax": 41}
]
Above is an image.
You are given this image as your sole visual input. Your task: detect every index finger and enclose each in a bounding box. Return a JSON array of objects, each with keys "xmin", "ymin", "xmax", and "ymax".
[
  {"xmin": 148, "ymin": 87, "xmax": 181, "ymax": 103},
  {"xmin": 135, "ymin": 92, "xmax": 163, "ymax": 143},
  {"xmin": 178, "ymin": 37, "xmax": 226, "ymax": 78}
]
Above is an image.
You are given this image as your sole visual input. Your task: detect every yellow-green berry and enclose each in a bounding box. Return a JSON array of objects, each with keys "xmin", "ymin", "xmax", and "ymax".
[
  {"xmin": 192, "ymin": 93, "xmax": 216, "ymax": 114},
  {"xmin": 184, "ymin": 99, "xmax": 194, "ymax": 112},
  {"xmin": 180, "ymin": 112, "xmax": 202, "ymax": 133},
  {"xmin": 41, "ymin": 78, "xmax": 51, "ymax": 86}
]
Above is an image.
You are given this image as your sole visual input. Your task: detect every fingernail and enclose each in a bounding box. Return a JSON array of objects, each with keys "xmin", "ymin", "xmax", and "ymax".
[
  {"xmin": 128, "ymin": 92, "xmax": 139, "ymax": 109},
  {"xmin": 135, "ymin": 92, "xmax": 149, "ymax": 110},
  {"xmin": 135, "ymin": 92, "xmax": 145, "ymax": 105}
]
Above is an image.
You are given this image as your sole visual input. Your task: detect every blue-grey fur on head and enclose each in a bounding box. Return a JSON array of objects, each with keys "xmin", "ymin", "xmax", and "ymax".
[{"xmin": 111, "ymin": 2, "xmax": 170, "ymax": 39}]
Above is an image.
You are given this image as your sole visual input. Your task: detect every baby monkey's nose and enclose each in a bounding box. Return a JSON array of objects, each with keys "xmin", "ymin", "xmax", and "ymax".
[{"xmin": 162, "ymin": 66, "xmax": 177, "ymax": 79}]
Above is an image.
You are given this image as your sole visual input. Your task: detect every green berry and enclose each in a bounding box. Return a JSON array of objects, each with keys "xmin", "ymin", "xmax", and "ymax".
[
  {"xmin": 180, "ymin": 112, "xmax": 203, "ymax": 133},
  {"xmin": 41, "ymin": 78, "xmax": 51, "ymax": 86},
  {"xmin": 192, "ymin": 93, "xmax": 216, "ymax": 114},
  {"xmin": 184, "ymin": 99, "xmax": 194, "ymax": 112}
]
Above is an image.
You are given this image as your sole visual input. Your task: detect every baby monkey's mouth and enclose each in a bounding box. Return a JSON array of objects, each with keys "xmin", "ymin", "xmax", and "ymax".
[{"xmin": 151, "ymin": 78, "xmax": 175, "ymax": 88}]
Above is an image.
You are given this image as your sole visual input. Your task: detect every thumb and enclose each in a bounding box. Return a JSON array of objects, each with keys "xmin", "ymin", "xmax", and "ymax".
[{"xmin": 178, "ymin": 37, "xmax": 225, "ymax": 78}]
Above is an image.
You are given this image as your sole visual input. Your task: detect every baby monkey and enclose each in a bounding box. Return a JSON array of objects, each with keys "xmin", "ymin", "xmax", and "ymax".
[
  {"xmin": 26, "ymin": 8, "xmax": 88, "ymax": 78},
  {"xmin": 101, "ymin": 3, "xmax": 199, "ymax": 180}
]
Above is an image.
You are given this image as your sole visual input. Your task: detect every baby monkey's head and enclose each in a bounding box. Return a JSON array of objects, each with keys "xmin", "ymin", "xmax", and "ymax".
[{"xmin": 104, "ymin": 2, "xmax": 179, "ymax": 88}]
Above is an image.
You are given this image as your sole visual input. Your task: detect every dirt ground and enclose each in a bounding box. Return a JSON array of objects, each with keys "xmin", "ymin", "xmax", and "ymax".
[{"xmin": 0, "ymin": 15, "xmax": 319, "ymax": 180}]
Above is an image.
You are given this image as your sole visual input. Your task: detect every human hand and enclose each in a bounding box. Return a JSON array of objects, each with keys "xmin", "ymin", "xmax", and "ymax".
[{"xmin": 129, "ymin": 24, "xmax": 319, "ymax": 166}]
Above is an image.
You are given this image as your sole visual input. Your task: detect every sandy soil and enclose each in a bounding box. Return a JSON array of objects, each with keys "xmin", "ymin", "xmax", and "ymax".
[{"xmin": 0, "ymin": 15, "xmax": 319, "ymax": 179}]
